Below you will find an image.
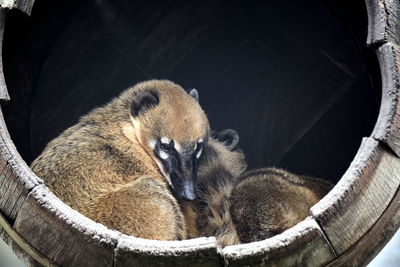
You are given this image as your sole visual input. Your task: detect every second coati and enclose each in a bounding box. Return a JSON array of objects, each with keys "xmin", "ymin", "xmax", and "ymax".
[
  {"xmin": 191, "ymin": 131, "xmax": 333, "ymax": 246},
  {"xmin": 31, "ymin": 80, "xmax": 210, "ymax": 240}
]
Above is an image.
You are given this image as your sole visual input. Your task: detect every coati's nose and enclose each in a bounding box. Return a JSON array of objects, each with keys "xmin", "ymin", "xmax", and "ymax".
[{"xmin": 182, "ymin": 181, "xmax": 197, "ymax": 201}]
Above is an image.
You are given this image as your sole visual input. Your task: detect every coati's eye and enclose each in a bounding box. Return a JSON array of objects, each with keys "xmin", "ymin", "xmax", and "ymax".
[
  {"xmin": 195, "ymin": 139, "xmax": 204, "ymax": 159},
  {"xmin": 160, "ymin": 138, "xmax": 174, "ymax": 152},
  {"xmin": 195, "ymin": 142, "xmax": 203, "ymax": 152},
  {"xmin": 161, "ymin": 142, "xmax": 173, "ymax": 152}
]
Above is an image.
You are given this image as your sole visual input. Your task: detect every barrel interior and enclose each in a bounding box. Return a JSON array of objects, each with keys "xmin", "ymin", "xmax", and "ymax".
[{"xmin": 2, "ymin": 0, "xmax": 380, "ymax": 184}]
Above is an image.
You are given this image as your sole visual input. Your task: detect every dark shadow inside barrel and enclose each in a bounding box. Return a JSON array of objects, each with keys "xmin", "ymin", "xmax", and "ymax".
[{"xmin": 2, "ymin": 0, "xmax": 380, "ymax": 184}]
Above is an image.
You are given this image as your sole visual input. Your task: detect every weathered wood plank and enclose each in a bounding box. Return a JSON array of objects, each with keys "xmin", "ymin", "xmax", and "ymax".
[
  {"xmin": 114, "ymin": 236, "xmax": 220, "ymax": 266},
  {"xmin": 0, "ymin": 166, "xmax": 20, "ymax": 210},
  {"xmin": 221, "ymin": 217, "xmax": 336, "ymax": 266},
  {"xmin": 325, "ymin": 177, "xmax": 400, "ymax": 266},
  {"xmin": 0, "ymin": 9, "xmax": 10, "ymax": 101},
  {"xmin": 0, "ymin": 0, "xmax": 35, "ymax": 15},
  {"xmin": 311, "ymin": 137, "xmax": 400, "ymax": 255},
  {"xmin": 366, "ymin": 0, "xmax": 400, "ymax": 47},
  {"xmin": 0, "ymin": 226, "xmax": 42, "ymax": 266},
  {"xmin": 372, "ymin": 42, "xmax": 400, "ymax": 156},
  {"xmin": 0, "ymin": 163, "xmax": 13, "ymax": 201},
  {"xmin": 0, "ymin": 211, "xmax": 55, "ymax": 266},
  {"xmin": 365, "ymin": 0, "xmax": 386, "ymax": 47},
  {"xmin": 0, "ymin": 159, "xmax": 8, "ymax": 190},
  {"xmin": 14, "ymin": 185, "xmax": 119, "ymax": 266},
  {"xmin": 0, "ymin": 163, "xmax": 26, "ymax": 221},
  {"xmin": 0, "ymin": 107, "xmax": 40, "ymax": 221}
]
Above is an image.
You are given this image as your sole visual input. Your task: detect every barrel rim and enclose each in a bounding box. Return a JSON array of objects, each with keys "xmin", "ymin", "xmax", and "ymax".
[{"xmin": 0, "ymin": 0, "xmax": 399, "ymax": 265}]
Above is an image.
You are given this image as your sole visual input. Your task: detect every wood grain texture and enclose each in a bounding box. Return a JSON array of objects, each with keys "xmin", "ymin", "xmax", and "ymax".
[
  {"xmin": 0, "ymin": 107, "xmax": 40, "ymax": 222},
  {"xmin": 366, "ymin": 0, "xmax": 400, "ymax": 47},
  {"xmin": 372, "ymin": 42, "xmax": 400, "ymax": 156},
  {"xmin": 14, "ymin": 185, "xmax": 119, "ymax": 266},
  {"xmin": 0, "ymin": 211, "xmax": 54, "ymax": 266},
  {"xmin": 0, "ymin": 0, "xmax": 35, "ymax": 15},
  {"xmin": 221, "ymin": 218, "xmax": 336, "ymax": 267},
  {"xmin": 366, "ymin": 0, "xmax": 386, "ymax": 46},
  {"xmin": 115, "ymin": 236, "xmax": 220, "ymax": 266},
  {"xmin": 325, "ymin": 176, "xmax": 400, "ymax": 266},
  {"xmin": 311, "ymin": 137, "xmax": 400, "ymax": 255},
  {"xmin": 0, "ymin": 9, "xmax": 10, "ymax": 101},
  {"xmin": 0, "ymin": 226, "xmax": 41, "ymax": 266}
]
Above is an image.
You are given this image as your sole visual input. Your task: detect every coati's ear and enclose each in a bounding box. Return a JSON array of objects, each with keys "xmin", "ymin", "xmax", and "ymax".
[
  {"xmin": 212, "ymin": 129, "xmax": 240, "ymax": 151},
  {"xmin": 189, "ymin": 88, "xmax": 199, "ymax": 103},
  {"xmin": 131, "ymin": 90, "xmax": 159, "ymax": 117}
]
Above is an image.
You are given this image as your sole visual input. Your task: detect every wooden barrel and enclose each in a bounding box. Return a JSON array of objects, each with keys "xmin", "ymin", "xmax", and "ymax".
[{"xmin": 0, "ymin": 0, "xmax": 399, "ymax": 265}]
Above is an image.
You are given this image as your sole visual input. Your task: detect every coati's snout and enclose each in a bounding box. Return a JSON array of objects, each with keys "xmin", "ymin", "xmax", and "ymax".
[
  {"xmin": 152, "ymin": 137, "xmax": 204, "ymax": 200},
  {"xmin": 154, "ymin": 138, "xmax": 203, "ymax": 200},
  {"xmin": 126, "ymin": 80, "xmax": 210, "ymax": 200}
]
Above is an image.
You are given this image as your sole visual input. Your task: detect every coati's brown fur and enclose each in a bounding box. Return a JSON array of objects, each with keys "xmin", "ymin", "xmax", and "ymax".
[
  {"xmin": 183, "ymin": 129, "xmax": 247, "ymax": 246},
  {"xmin": 230, "ymin": 168, "xmax": 333, "ymax": 243},
  {"xmin": 30, "ymin": 80, "xmax": 210, "ymax": 240},
  {"xmin": 188, "ymin": 132, "xmax": 332, "ymax": 246},
  {"xmin": 88, "ymin": 177, "xmax": 185, "ymax": 240}
]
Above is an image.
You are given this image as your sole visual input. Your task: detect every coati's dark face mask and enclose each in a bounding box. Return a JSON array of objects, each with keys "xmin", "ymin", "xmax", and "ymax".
[
  {"xmin": 128, "ymin": 86, "xmax": 209, "ymax": 201},
  {"xmin": 149, "ymin": 137, "xmax": 204, "ymax": 201}
]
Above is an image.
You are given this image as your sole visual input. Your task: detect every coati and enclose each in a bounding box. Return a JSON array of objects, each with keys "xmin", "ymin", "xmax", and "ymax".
[
  {"xmin": 230, "ymin": 168, "xmax": 333, "ymax": 243},
  {"xmin": 183, "ymin": 129, "xmax": 247, "ymax": 246},
  {"xmin": 189, "ymin": 131, "xmax": 332, "ymax": 246},
  {"xmin": 30, "ymin": 80, "xmax": 210, "ymax": 240}
]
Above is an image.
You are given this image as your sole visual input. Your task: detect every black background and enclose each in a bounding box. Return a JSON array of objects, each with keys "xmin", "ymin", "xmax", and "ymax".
[{"xmin": 2, "ymin": 0, "xmax": 381, "ymax": 183}]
